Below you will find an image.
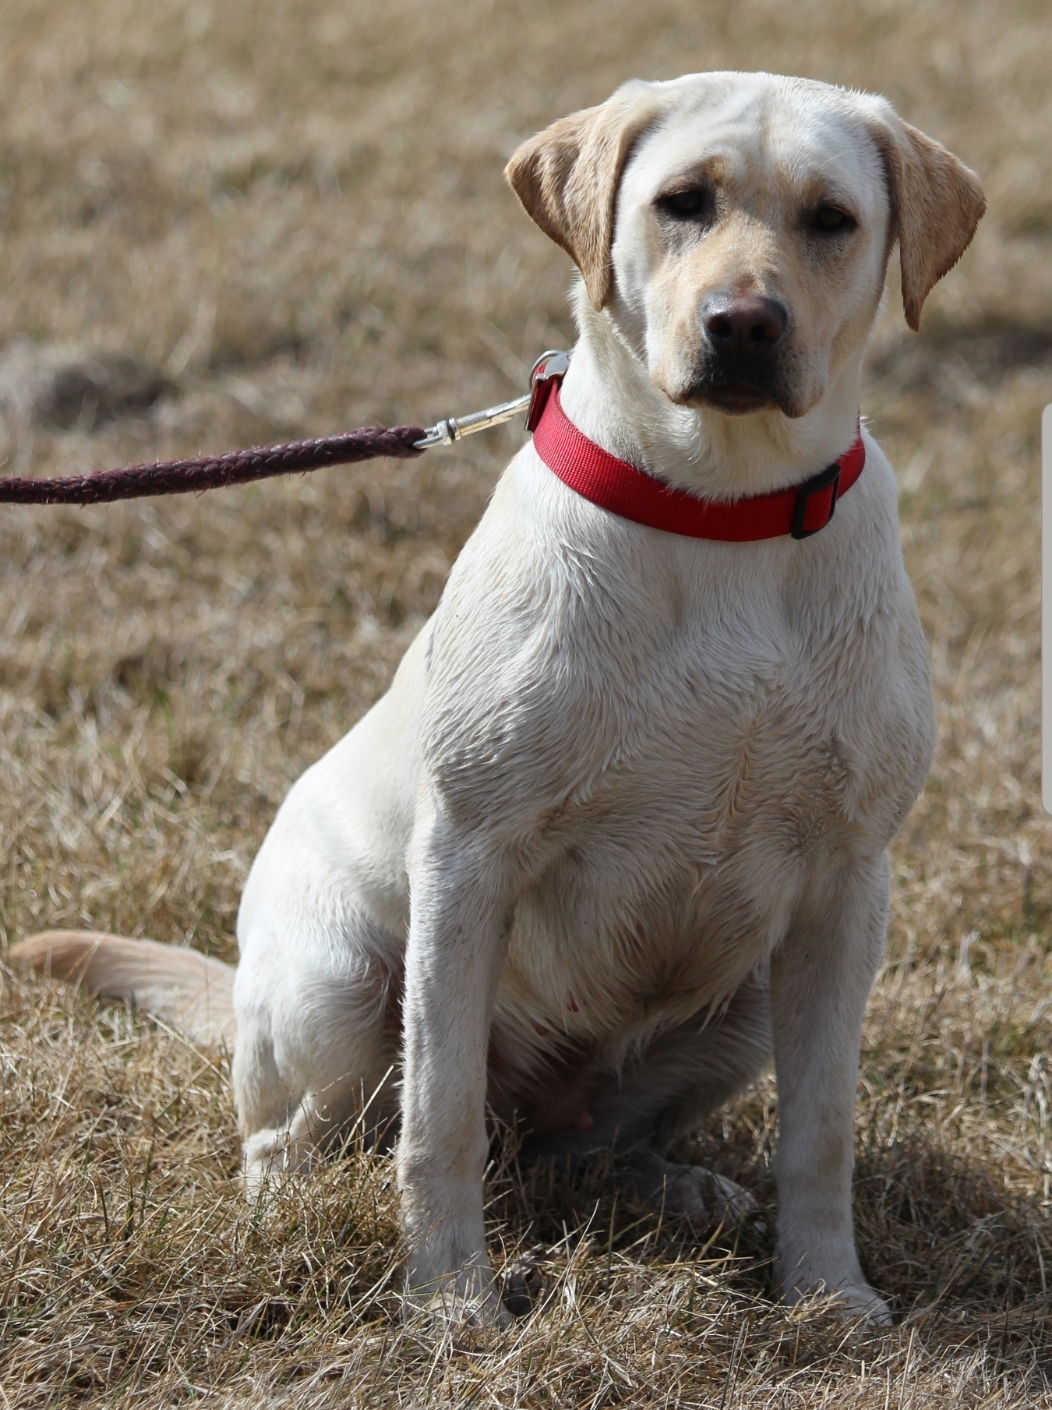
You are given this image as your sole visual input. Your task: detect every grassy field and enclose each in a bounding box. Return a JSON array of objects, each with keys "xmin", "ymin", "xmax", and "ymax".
[{"xmin": 2, "ymin": 0, "xmax": 1052, "ymax": 1404}]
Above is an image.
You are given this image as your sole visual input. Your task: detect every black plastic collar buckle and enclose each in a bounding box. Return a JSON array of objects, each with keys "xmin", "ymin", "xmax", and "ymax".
[{"xmin": 791, "ymin": 460, "xmax": 842, "ymax": 540}]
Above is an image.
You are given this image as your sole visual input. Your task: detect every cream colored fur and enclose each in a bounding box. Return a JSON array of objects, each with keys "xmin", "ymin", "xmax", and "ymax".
[{"xmin": 12, "ymin": 72, "xmax": 984, "ymax": 1328}]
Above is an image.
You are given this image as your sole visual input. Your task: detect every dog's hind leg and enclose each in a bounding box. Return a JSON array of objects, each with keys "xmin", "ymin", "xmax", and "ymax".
[
  {"xmin": 523, "ymin": 967, "xmax": 771, "ymax": 1226},
  {"xmin": 233, "ymin": 916, "xmax": 402, "ymax": 1193}
]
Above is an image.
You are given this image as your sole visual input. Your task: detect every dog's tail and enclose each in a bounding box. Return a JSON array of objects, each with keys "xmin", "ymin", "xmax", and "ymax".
[{"xmin": 8, "ymin": 931, "xmax": 236, "ymax": 1051}]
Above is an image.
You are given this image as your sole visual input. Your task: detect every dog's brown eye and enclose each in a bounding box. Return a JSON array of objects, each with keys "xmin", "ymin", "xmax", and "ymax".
[
  {"xmin": 658, "ymin": 187, "xmax": 712, "ymax": 220},
  {"xmin": 812, "ymin": 205, "xmax": 853, "ymax": 233}
]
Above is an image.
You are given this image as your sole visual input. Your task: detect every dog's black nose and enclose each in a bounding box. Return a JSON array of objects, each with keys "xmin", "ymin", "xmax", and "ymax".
[{"xmin": 702, "ymin": 294, "xmax": 787, "ymax": 350}]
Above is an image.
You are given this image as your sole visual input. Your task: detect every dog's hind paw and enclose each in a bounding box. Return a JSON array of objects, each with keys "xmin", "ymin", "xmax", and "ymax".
[
  {"xmin": 501, "ymin": 1246, "xmax": 545, "ymax": 1318},
  {"xmin": 663, "ymin": 1165, "xmax": 759, "ymax": 1228},
  {"xmin": 620, "ymin": 1153, "xmax": 759, "ymax": 1230}
]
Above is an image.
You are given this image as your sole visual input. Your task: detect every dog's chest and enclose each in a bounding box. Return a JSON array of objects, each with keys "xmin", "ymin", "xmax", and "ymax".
[
  {"xmin": 491, "ymin": 577, "xmax": 926, "ymax": 1038},
  {"xmin": 503, "ymin": 656, "xmax": 838, "ymax": 1020}
]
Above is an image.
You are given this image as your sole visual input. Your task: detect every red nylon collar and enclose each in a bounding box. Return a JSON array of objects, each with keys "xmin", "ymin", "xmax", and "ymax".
[{"xmin": 528, "ymin": 371, "xmax": 864, "ymax": 542}]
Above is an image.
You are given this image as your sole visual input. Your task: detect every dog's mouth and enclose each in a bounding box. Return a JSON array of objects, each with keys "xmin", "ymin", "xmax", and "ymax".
[
  {"xmin": 667, "ymin": 361, "xmax": 807, "ymax": 419},
  {"xmin": 662, "ymin": 346, "xmax": 795, "ymax": 416},
  {"xmin": 693, "ymin": 381, "xmax": 775, "ymax": 415}
]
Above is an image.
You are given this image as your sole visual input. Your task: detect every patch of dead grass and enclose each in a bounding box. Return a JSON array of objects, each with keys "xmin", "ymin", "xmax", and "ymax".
[{"xmin": 2, "ymin": 0, "xmax": 1052, "ymax": 1404}]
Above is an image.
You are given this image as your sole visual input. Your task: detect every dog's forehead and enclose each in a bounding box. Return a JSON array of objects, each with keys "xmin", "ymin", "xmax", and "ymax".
[{"xmin": 624, "ymin": 73, "xmax": 885, "ymax": 212}]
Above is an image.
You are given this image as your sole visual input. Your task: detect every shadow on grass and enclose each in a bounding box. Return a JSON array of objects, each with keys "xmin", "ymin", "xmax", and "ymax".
[{"xmin": 482, "ymin": 1123, "xmax": 1052, "ymax": 1388}]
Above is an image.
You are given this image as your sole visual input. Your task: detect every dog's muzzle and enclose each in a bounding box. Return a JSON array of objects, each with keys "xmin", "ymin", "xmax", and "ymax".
[{"xmin": 681, "ymin": 292, "xmax": 794, "ymax": 415}]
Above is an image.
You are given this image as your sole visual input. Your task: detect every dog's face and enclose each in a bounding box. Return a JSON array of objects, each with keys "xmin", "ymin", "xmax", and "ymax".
[
  {"xmin": 610, "ymin": 77, "xmax": 900, "ymax": 419},
  {"xmin": 507, "ymin": 73, "xmax": 984, "ymax": 423}
]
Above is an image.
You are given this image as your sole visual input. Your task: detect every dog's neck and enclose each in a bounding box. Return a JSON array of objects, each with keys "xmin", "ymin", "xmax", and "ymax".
[{"xmin": 558, "ymin": 296, "xmax": 867, "ymax": 501}]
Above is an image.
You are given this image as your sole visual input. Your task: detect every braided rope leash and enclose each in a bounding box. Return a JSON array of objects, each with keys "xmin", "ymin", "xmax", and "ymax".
[
  {"xmin": 0, "ymin": 358, "xmax": 562, "ymax": 507},
  {"xmin": 0, "ymin": 426, "xmax": 426, "ymax": 506}
]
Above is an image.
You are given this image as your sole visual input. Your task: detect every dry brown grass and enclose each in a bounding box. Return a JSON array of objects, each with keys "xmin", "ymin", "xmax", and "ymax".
[{"xmin": 2, "ymin": 0, "xmax": 1052, "ymax": 1404}]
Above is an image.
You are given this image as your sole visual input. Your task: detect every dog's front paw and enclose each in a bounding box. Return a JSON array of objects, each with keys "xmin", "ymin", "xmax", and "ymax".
[
  {"xmin": 405, "ymin": 1251, "xmax": 511, "ymax": 1330},
  {"xmin": 783, "ymin": 1278, "xmax": 892, "ymax": 1326},
  {"xmin": 417, "ymin": 1280, "xmax": 514, "ymax": 1331},
  {"xmin": 828, "ymin": 1282, "xmax": 893, "ymax": 1326}
]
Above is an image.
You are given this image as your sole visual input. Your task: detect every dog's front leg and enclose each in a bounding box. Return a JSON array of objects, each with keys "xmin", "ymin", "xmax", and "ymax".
[
  {"xmin": 398, "ymin": 803, "xmax": 513, "ymax": 1326},
  {"xmin": 770, "ymin": 854, "xmax": 891, "ymax": 1324}
]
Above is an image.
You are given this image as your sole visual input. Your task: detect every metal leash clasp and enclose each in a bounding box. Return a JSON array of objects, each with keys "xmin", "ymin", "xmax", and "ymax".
[
  {"xmin": 524, "ymin": 350, "xmax": 571, "ymax": 433},
  {"xmin": 414, "ymin": 349, "xmax": 570, "ymax": 449}
]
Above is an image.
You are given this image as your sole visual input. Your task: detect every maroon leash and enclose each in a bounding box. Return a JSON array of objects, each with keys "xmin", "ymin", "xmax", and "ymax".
[
  {"xmin": 0, "ymin": 368, "xmax": 545, "ymax": 506},
  {"xmin": 0, "ymin": 425, "xmax": 428, "ymax": 507}
]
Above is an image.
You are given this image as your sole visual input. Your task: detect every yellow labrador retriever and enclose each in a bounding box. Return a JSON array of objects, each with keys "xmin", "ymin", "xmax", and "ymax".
[{"xmin": 14, "ymin": 72, "xmax": 983, "ymax": 1326}]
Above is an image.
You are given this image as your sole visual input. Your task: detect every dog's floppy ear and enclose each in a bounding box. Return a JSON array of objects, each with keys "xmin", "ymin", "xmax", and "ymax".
[
  {"xmin": 868, "ymin": 112, "xmax": 985, "ymax": 331},
  {"xmin": 505, "ymin": 82, "xmax": 669, "ymax": 310}
]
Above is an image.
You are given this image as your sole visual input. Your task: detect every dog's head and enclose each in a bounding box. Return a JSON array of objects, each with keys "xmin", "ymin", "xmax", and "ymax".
[{"xmin": 506, "ymin": 74, "xmax": 984, "ymax": 423}]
